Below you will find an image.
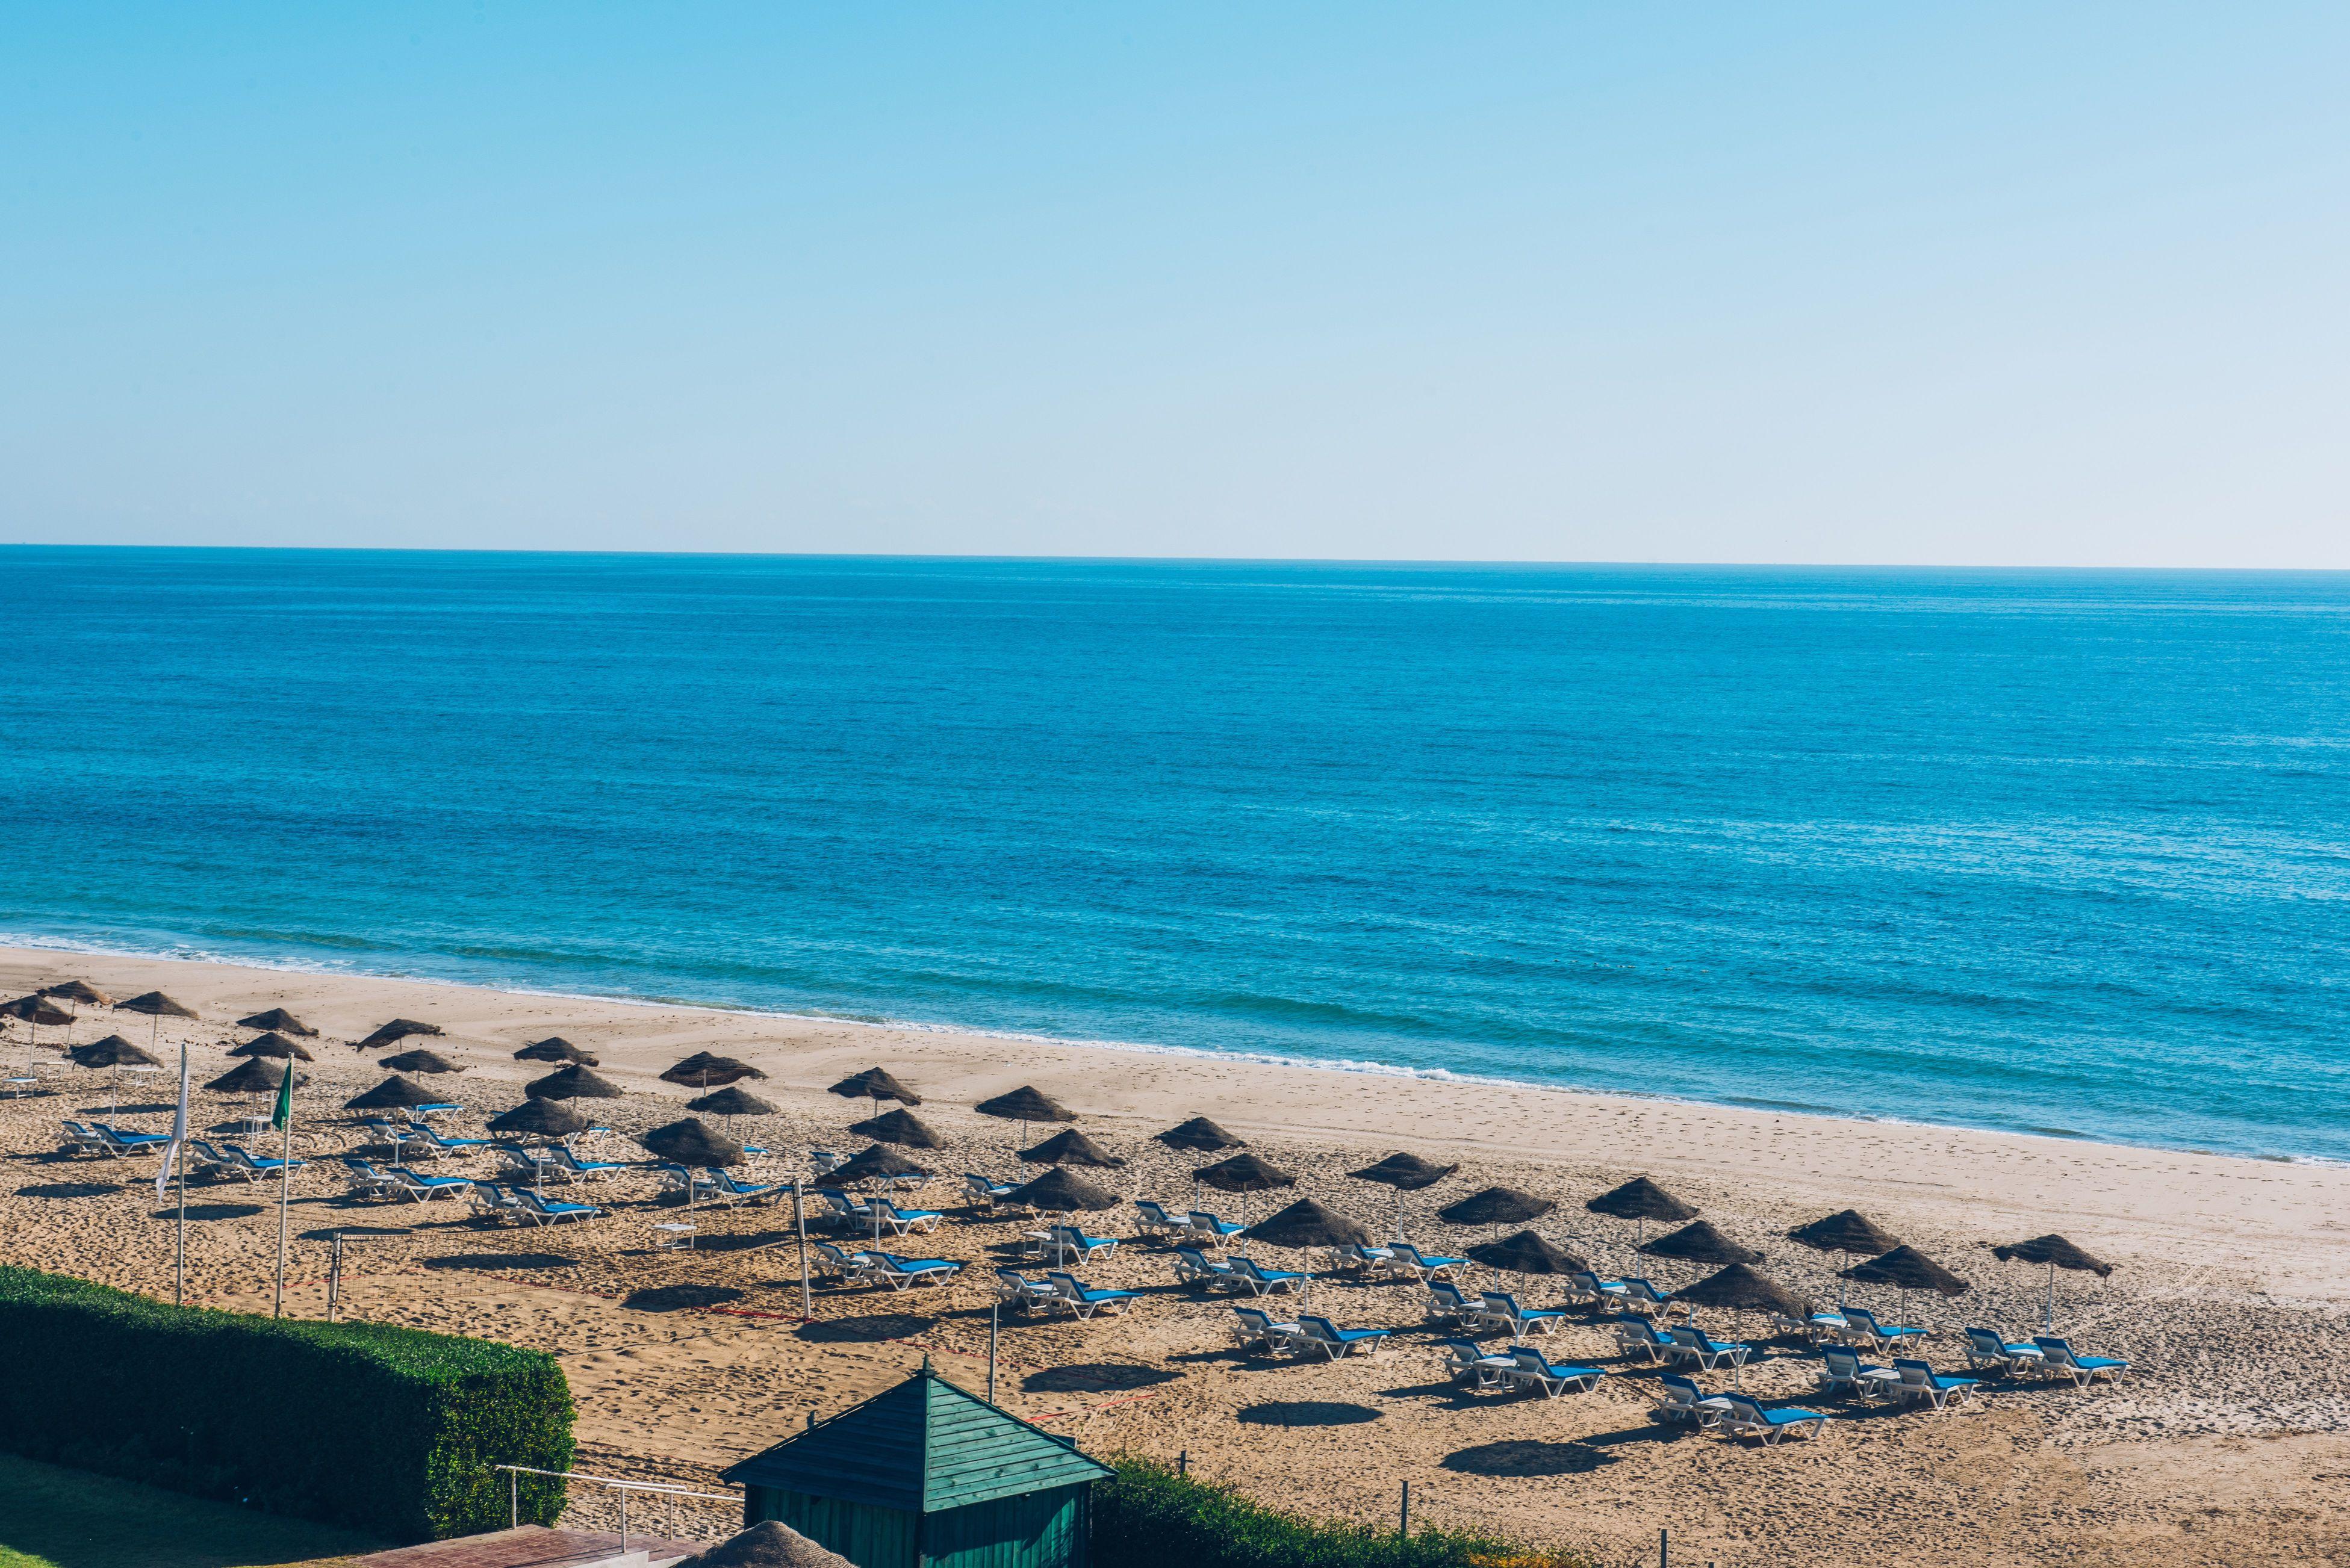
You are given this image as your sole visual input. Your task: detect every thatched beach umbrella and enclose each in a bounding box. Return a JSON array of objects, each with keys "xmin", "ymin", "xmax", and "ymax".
[
  {"xmin": 642, "ymin": 1118, "xmax": 747, "ymax": 1222},
  {"xmin": 691, "ymin": 1085, "xmax": 779, "ymax": 1138},
  {"xmin": 1788, "ymin": 1209, "xmax": 1901, "ymax": 1309},
  {"xmin": 1678, "ymin": 1262, "xmax": 1810, "ymax": 1319},
  {"xmin": 346, "ymin": 1075, "xmax": 440, "ymax": 1112},
  {"xmin": 228, "ymin": 1031, "xmax": 316, "ymax": 1062},
  {"xmin": 847, "ymin": 1107, "xmax": 942, "ymax": 1150},
  {"xmin": 1155, "ymin": 1116, "xmax": 1243, "ymax": 1153},
  {"xmin": 1241, "ymin": 1198, "xmax": 1372, "ymax": 1303},
  {"xmin": 235, "ymin": 1007, "xmax": 316, "ymax": 1037},
  {"xmin": 827, "ymin": 1144, "xmax": 932, "ymax": 1186},
  {"xmin": 829, "ymin": 1067, "xmax": 921, "ymax": 1108},
  {"xmin": 1844, "ymin": 1244, "xmax": 1969, "ymax": 1330},
  {"xmin": 43, "ymin": 981, "xmax": 111, "ymax": 1007},
  {"xmin": 1019, "ymin": 1128, "xmax": 1124, "ymax": 1169},
  {"xmin": 5, "ymin": 994, "xmax": 78, "ymax": 1052},
  {"xmin": 1585, "ymin": 1176, "xmax": 1697, "ymax": 1246},
  {"xmin": 673, "ymin": 1520, "xmax": 857, "ymax": 1568},
  {"xmin": 209, "ymin": 1056, "xmax": 297, "ymax": 1095},
  {"xmin": 1193, "ymin": 1151, "xmax": 1295, "ymax": 1240},
  {"xmin": 1466, "ymin": 1229, "xmax": 1589, "ymax": 1277},
  {"xmin": 1438, "ymin": 1186, "xmax": 1556, "ymax": 1229},
  {"xmin": 117, "ymin": 990, "xmax": 197, "ymax": 1026},
  {"xmin": 356, "ymin": 1018, "xmax": 441, "ymax": 1050},
  {"xmin": 974, "ymin": 1085, "xmax": 1076, "ymax": 1148},
  {"xmin": 514, "ymin": 1037, "xmax": 597, "ymax": 1065},
  {"xmin": 72, "ymin": 1033, "xmax": 162, "ymax": 1120},
  {"xmin": 1640, "ymin": 1220, "xmax": 1764, "ymax": 1280},
  {"xmin": 525, "ymin": 1064, "xmax": 624, "ymax": 1101},
  {"xmin": 1347, "ymin": 1151, "xmax": 1459, "ymax": 1240},
  {"xmin": 1005, "ymin": 1165, "xmax": 1121, "ymax": 1215},
  {"xmin": 662, "ymin": 1052, "xmax": 767, "ymax": 1091},
  {"xmin": 1992, "ymin": 1234, "xmax": 2115, "ymax": 1333},
  {"xmin": 489, "ymin": 1097, "xmax": 589, "ymax": 1139},
  {"xmin": 381, "ymin": 1048, "xmax": 464, "ymax": 1076}
]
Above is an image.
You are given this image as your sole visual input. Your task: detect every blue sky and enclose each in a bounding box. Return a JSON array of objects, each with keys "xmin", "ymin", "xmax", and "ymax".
[{"xmin": 4, "ymin": 4, "xmax": 2344, "ymax": 564}]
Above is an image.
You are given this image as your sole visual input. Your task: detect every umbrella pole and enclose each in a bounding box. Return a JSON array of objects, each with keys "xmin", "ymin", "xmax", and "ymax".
[{"xmin": 2047, "ymin": 1259, "xmax": 2056, "ymax": 1335}]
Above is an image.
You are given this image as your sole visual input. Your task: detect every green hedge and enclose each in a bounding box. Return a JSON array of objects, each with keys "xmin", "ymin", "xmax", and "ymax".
[
  {"xmin": 1093, "ymin": 1458, "xmax": 1589, "ymax": 1568},
  {"xmin": 0, "ymin": 1265, "xmax": 574, "ymax": 1542}
]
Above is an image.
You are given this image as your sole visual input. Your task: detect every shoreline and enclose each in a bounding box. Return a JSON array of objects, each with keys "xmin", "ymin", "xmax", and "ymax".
[{"xmin": 4, "ymin": 932, "xmax": 2334, "ymax": 1173}]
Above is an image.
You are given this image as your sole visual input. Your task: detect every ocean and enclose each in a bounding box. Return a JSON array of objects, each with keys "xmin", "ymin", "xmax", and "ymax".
[{"xmin": 3, "ymin": 548, "xmax": 2345, "ymax": 1161}]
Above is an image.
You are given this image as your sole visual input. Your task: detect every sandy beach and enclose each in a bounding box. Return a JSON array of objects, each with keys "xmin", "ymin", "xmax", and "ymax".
[{"xmin": 4, "ymin": 945, "xmax": 2346, "ymax": 1566}]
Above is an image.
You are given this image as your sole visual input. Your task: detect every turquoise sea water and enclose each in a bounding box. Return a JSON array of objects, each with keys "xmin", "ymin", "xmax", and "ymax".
[{"xmin": 2, "ymin": 548, "xmax": 2345, "ymax": 1161}]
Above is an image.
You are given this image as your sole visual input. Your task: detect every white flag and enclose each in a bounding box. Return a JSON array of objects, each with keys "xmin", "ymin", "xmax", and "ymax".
[{"xmin": 157, "ymin": 1043, "xmax": 190, "ymax": 1201}]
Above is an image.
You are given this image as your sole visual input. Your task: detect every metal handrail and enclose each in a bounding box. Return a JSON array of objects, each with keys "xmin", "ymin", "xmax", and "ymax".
[{"xmin": 495, "ymin": 1463, "xmax": 740, "ymax": 1551}]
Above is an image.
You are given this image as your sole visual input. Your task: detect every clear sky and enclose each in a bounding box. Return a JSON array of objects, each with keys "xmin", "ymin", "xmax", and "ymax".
[{"xmin": 4, "ymin": 4, "xmax": 2345, "ymax": 565}]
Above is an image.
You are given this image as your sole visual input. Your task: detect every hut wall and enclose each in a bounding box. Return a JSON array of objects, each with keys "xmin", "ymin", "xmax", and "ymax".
[
  {"xmin": 920, "ymin": 1483, "xmax": 1089, "ymax": 1568},
  {"xmin": 747, "ymin": 1486, "xmax": 920, "ymax": 1568}
]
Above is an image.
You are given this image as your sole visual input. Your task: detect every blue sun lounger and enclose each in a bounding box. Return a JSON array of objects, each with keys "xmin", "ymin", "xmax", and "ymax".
[
  {"xmin": 1046, "ymin": 1271, "xmax": 1139, "ymax": 1319},
  {"xmin": 1226, "ymin": 1256, "xmax": 1308, "ymax": 1296},
  {"xmin": 1839, "ymin": 1307, "xmax": 1925, "ymax": 1353},
  {"xmin": 1891, "ymin": 1358, "xmax": 1980, "ymax": 1412},
  {"xmin": 2033, "ymin": 1336, "xmax": 2130, "ymax": 1388},
  {"xmin": 1173, "ymin": 1247, "xmax": 1245, "ymax": 1291},
  {"xmin": 1440, "ymin": 1339, "xmax": 1516, "ymax": 1387},
  {"xmin": 1667, "ymin": 1325, "xmax": 1751, "ymax": 1371},
  {"xmin": 1818, "ymin": 1346, "xmax": 1899, "ymax": 1402},
  {"xmin": 1296, "ymin": 1315, "xmax": 1390, "ymax": 1360},
  {"xmin": 1717, "ymin": 1392, "xmax": 1830, "ymax": 1445},
  {"xmin": 1963, "ymin": 1327, "xmax": 2048, "ymax": 1375},
  {"xmin": 1479, "ymin": 1292, "xmax": 1568, "ymax": 1337},
  {"xmin": 865, "ymin": 1253, "xmax": 961, "ymax": 1290},
  {"xmin": 1502, "ymin": 1346, "xmax": 1606, "ymax": 1398}
]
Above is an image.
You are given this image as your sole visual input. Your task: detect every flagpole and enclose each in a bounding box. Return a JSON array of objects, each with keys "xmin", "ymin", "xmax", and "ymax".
[
  {"xmin": 273, "ymin": 1060, "xmax": 294, "ymax": 1320},
  {"xmin": 176, "ymin": 1046, "xmax": 188, "ymax": 1308}
]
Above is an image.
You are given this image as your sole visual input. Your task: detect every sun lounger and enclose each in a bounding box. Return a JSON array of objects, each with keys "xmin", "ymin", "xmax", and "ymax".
[
  {"xmin": 100, "ymin": 1124, "xmax": 171, "ymax": 1154},
  {"xmin": 1134, "ymin": 1200, "xmax": 1189, "ymax": 1240},
  {"xmin": 1188, "ymin": 1210, "xmax": 1246, "ymax": 1242},
  {"xmin": 223, "ymin": 1144, "xmax": 306, "ymax": 1182},
  {"xmin": 1295, "ymin": 1315, "xmax": 1391, "ymax": 1360},
  {"xmin": 1440, "ymin": 1339, "xmax": 1517, "ymax": 1388},
  {"xmin": 364, "ymin": 1118, "xmax": 429, "ymax": 1156},
  {"xmin": 508, "ymin": 1187, "xmax": 600, "ymax": 1225},
  {"xmin": 705, "ymin": 1168, "xmax": 782, "ymax": 1206},
  {"xmin": 809, "ymin": 1148, "xmax": 845, "ymax": 1176},
  {"xmin": 1650, "ymin": 1375, "xmax": 1728, "ymax": 1428},
  {"xmin": 1332, "ymin": 1242, "xmax": 1396, "ymax": 1275},
  {"xmin": 874, "ymin": 1201, "xmax": 942, "ymax": 1233},
  {"xmin": 469, "ymin": 1182, "xmax": 527, "ymax": 1222},
  {"xmin": 546, "ymin": 1145, "xmax": 624, "ymax": 1182},
  {"xmin": 1612, "ymin": 1313, "xmax": 1676, "ymax": 1362},
  {"xmin": 658, "ymin": 1162, "xmax": 721, "ymax": 1201},
  {"xmin": 387, "ymin": 1164, "xmax": 469, "ymax": 1200},
  {"xmin": 1425, "ymin": 1280, "xmax": 1479, "ymax": 1325},
  {"xmin": 1226, "ymin": 1256, "xmax": 1309, "ymax": 1297},
  {"xmin": 405, "ymin": 1122, "xmax": 489, "ymax": 1156},
  {"xmin": 995, "ymin": 1268, "xmax": 1062, "ymax": 1313},
  {"xmin": 57, "ymin": 1120, "xmax": 110, "ymax": 1157},
  {"xmin": 1717, "ymin": 1393, "xmax": 1830, "ymax": 1445},
  {"xmin": 1621, "ymin": 1278, "xmax": 1678, "ymax": 1314},
  {"xmin": 1839, "ymin": 1307, "xmax": 1925, "ymax": 1353},
  {"xmin": 1478, "ymin": 1291, "xmax": 1568, "ymax": 1338},
  {"xmin": 1963, "ymin": 1327, "xmax": 2048, "ymax": 1374},
  {"xmin": 1568, "ymin": 1269, "xmax": 1631, "ymax": 1307},
  {"xmin": 1173, "ymin": 1246, "xmax": 1245, "ymax": 1291},
  {"xmin": 1666, "ymin": 1325, "xmax": 1751, "ymax": 1371},
  {"xmin": 1500, "ymin": 1345, "xmax": 1605, "ymax": 1398},
  {"xmin": 1047, "ymin": 1271, "xmax": 1139, "ymax": 1319},
  {"xmin": 1230, "ymin": 1306, "xmax": 1303, "ymax": 1354},
  {"xmin": 340, "ymin": 1154, "xmax": 402, "ymax": 1201},
  {"xmin": 1891, "ymin": 1358, "xmax": 1980, "ymax": 1412},
  {"xmin": 1387, "ymin": 1241, "xmax": 1466, "ymax": 1281},
  {"xmin": 2033, "ymin": 1336, "xmax": 2130, "ymax": 1388},
  {"xmin": 811, "ymin": 1241, "xmax": 871, "ymax": 1283},
  {"xmin": 1046, "ymin": 1223, "xmax": 1116, "ymax": 1263},
  {"xmin": 180, "ymin": 1139, "xmax": 234, "ymax": 1180},
  {"xmin": 497, "ymin": 1146, "xmax": 555, "ymax": 1182},
  {"xmin": 814, "ymin": 1188, "xmax": 868, "ymax": 1229},
  {"xmin": 1774, "ymin": 1308, "xmax": 1850, "ymax": 1346},
  {"xmin": 863, "ymin": 1253, "xmax": 961, "ymax": 1290},
  {"xmin": 1817, "ymin": 1346, "xmax": 1900, "ymax": 1403}
]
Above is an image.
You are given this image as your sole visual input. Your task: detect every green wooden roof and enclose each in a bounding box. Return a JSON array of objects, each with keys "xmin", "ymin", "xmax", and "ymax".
[{"xmin": 724, "ymin": 1366, "xmax": 1112, "ymax": 1513}]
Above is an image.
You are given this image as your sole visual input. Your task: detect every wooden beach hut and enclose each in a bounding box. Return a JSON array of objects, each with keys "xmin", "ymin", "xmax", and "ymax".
[{"xmin": 723, "ymin": 1365, "xmax": 1110, "ymax": 1568}]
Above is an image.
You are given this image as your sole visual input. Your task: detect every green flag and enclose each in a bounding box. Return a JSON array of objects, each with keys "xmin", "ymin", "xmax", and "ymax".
[{"xmin": 271, "ymin": 1059, "xmax": 295, "ymax": 1132}]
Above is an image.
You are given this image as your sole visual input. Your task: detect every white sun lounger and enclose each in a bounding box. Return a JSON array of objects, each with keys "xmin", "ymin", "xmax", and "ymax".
[
  {"xmin": 1717, "ymin": 1393, "xmax": 1830, "ymax": 1445},
  {"xmin": 2033, "ymin": 1336, "xmax": 2130, "ymax": 1388}
]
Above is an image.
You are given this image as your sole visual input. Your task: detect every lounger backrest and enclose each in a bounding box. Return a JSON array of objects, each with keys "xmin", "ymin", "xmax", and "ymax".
[
  {"xmin": 1894, "ymin": 1359, "xmax": 1931, "ymax": 1381},
  {"xmin": 1661, "ymin": 1375, "xmax": 1700, "ymax": 1399},
  {"xmin": 1301, "ymin": 1316, "xmax": 1340, "ymax": 1339},
  {"xmin": 1846, "ymin": 1309, "xmax": 1880, "ymax": 1331},
  {"xmin": 1965, "ymin": 1328, "xmax": 2001, "ymax": 1353},
  {"xmin": 1234, "ymin": 1307, "xmax": 1270, "ymax": 1330},
  {"xmin": 1823, "ymin": 1348, "xmax": 1858, "ymax": 1375},
  {"xmin": 2033, "ymin": 1338, "xmax": 2074, "ymax": 1365}
]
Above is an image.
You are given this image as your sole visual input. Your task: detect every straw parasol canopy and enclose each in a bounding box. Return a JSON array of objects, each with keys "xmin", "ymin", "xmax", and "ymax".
[
  {"xmin": 525, "ymin": 1065, "xmax": 625, "ymax": 1101},
  {"xmin": 1992, "ymin": 1234, "xmax": 2114, "ymax": 1277},
  {"xmin": 1438, "ymin": 1186, "xmax": 1556, "ymax": 1227},
  {"xmin": 1843, "ymin": 1245, "xmax": 1970, "ymax": 1297},
  {"xmin": 1155, "ymin": 1116, "xmax": 1243, "ymax": 1152},
  {"xmin": 691, "ymin": 1086, "xmax": 779, "ymax": 1119},
  {"xmin": 974, "ymin": 1086, "xmax": 1076, "ymax": 1126},
  {"xmin": 1019, "ymin": 1129, "xmax": 1125, "ymax": 1168},
  {"xmin": 228, "ymin": 1032, "xmax": 315, "ymax": 1062},
  {"xmin": 1788, "ymin": 1209, "xmax": 1901, "ymax": 1257},
  {"xmin": 1585, "ymin": 1176, "xmax": 1696, "ymax": 1227},
  {"xmin": 1640, "ymin": 1220, "xmax": 1763, "ymax": 1267},
  {"xmin": 640, "ymin": 1118, "xmax": 746, "ymax": 1168},
  {"xmin": 42, "ymin": 981, "xmax": 111, "ymax": 1006},
  {"xmin": 661, "ymin": 1052, "xmax": 767, "ymax": 1089},
  {"xmin": 72, "ymin": 1035, "xmax": 161, "ymax": 1070},
  {"xmin": 381, "ymin": 1048, "xmax": 464, "ymax": 1076},
  {"xmin": 489, "ymin": 1098, "xmax": 589, "ymax": 1138},
  {"xmin": 1004, "ymin": 1166, "xmax": 1121, "ymax": 1213},
  {"xmin": 356, "ymin": 1018, "xmax": 440, "ymax": 1048},
  {"xmin": 1347, "ymin": 1152, "xmax": 1459, "ymax": 1191},
  {"xmin": 235, "ymin": 1007, "xmax": 316, "ymax": 1036},
  {"xmin": 2, "ymin": 996, "xmax": 75, "ymax": 1027},
  {"xmin": 828, "ymin": 1067, "xmax": 921, "ymax": 1107},
  {"xmin": 1467, "ymin": 1230, "xmax": 1590, "ymax": 1276},
  {"xmin": 1242, "ymin": 1198, "xmax": 1375, "ymax": 1251},
  {"xmin": 827, "ymin": 1144, "xmax": 933, "ymax": 1185},
  {"xmin": 847, "ymin": 1107, "xmax": 942, "ymax": 1148},
  {"xmin": 117, "ymin": 992, "xmax": 199, "ymax": 1020},
  {"xmin": 1193, "ymin": 1152, "xmax": 1296, "ymax": 1194},
  {"xmin": 210, "ymin": 1057, "xmax": 300, "ymax": 1094},
  {"xmin": 1677, "ymin": 1263, "xmax": 1811, "ymax": 1319},
  {"xmin": 345, "ymin": 1075, "xmax": 439, "ymax": 1111},
  {"xmin": 673, "ymin": 1521, "xmax": 857, "ymax": 1568},
  {"xmin": 514, "ymin": 1037, "xmax": 597, "ymax": 1065}
]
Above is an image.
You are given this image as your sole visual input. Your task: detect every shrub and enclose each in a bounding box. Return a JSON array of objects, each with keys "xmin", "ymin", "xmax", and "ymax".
[
  {"xmin": 0, "ymin": 1265, "xmax": 573, "ymax": 1542},
  {"xmin": 1093, "ymin": 1458, "xmax": 1591, "ymax": 1568}
]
